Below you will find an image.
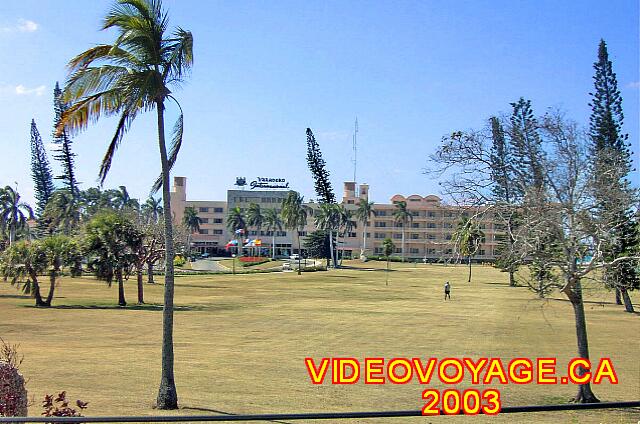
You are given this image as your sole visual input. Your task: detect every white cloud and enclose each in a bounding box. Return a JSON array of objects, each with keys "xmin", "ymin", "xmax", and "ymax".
[
  {"xmin": 15, "ymin": 84, "xmax": 46, "ymax": 96},
  {"xmin": 1, "ymin": 18, "xmax": 39, "ymax": 33},
  {"xmin": 627, "ymin": 81, "xmax": 640, "ymax": 89}
]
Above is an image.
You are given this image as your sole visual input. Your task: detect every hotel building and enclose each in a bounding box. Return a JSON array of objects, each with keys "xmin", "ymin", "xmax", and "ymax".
[{"xmin": 170, "ymin": 176, "xmax": 500, "ymax": 261}]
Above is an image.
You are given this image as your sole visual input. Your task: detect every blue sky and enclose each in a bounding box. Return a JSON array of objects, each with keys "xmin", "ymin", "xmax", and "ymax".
[{"xmin": 0, "ymin": 0, "xmax": 638, "ymax": 205}]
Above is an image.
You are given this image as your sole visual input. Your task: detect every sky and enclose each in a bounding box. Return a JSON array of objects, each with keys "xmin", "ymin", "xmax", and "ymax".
[{"xmin": 0, "ymin": 0, "xmax": 638, "ymax": 206}]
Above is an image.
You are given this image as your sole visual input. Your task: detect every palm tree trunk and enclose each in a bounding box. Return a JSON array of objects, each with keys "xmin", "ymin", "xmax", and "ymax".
[
  {"xmin": 272, "ymin": 234, "xmax": 276, "ymax": 259},
  {"xmin": 137, "ymin": 268, "xmax": 144, "ymax": 304},
  {"xmin": 116, "ymin": 268, "xmax": 126, "ymax": 307},
  {"xmin": 155, "ymin": 100, "xmax": 178, "ymax": 410},
  {"xmin": 328, "ymin": 230, "xmax": 335, "ymax": 268},
  {"xmin": 621, "ymin": 288, "xmax": 634, "ymax": 313},
  {"xmin": 468, "ymin": 256, "xmax": 472, "ymax": 282},
  {"xmin": 297, "ymin": 232, "xmax": 302, "ymax": 275},
  {"xmin": 9, "ymin": 225, "xmax": 15, "ymax": 245},
  {"xmin": 386, "ymin": 259, "xmax": 389, "ymax": 286},
  {"xmin": 509, "ymin": 270, "xmax": 516, "ymax": 287},
  {"xmin": 361, "ymin": 223, "xmax": 367, "ymax": 258},
  {"xmin": 615, "ymin": 288, "xmax": 622, "ymax": 305},
  {"xmin": 401, "ymin": 229, "xmax": 405, "ymax": 262},
  {"xmin": 44, "ymin": 270, "xmax": 57, "ymax": 306},
  {"xmin": 29, "ymin": 272, "xmax": 46, "ymax": 307}
]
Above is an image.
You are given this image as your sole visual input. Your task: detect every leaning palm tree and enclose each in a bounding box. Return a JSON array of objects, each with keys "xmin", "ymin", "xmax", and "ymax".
[
  {"xmin": 281, "ymin": 191, "xmax": 309, "ymax": 275},
  {"xmin": 314, "ymin": 202, "xmax": 340, "ymax": 268},
  {"xmin": 263, "ymin": 208, "xmax": 283, "ymax": 259},
  {"xmin": 0, "ymin": 186, "xmax": 34, "ymax": 245},
  {"xmin": 355, "ymin": 199, "xmax": 374, "ymax": 259},
  {"xmin": 57, "ymin": 0, "xmax": 193, "ymax": 409},
  {"xmin": 182, "ymin": 206, "xmax": 201, "ymax": 256},
  {"xmin": 393, "ymin": 201, "xmax": 413, "ymax": 262},
  {"xmin": 246, "ymin": 203, "xmax": 264, "ymax": 256},
  {"xmin": 452, "ymin": 217, "xmax": 485, "ymax": 282},
  {"xmin": 142, "ymin": 196, "xmax": 163, "ymax": 223},
  {"xmin": 226, "ymin": 206, "xmax": 246, "ymax": 257}
]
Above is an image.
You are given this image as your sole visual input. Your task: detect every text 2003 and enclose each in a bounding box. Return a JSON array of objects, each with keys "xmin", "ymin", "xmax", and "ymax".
[{"xmin": 421, "ymin": 388, "xmax": 500, "ymax": 415}]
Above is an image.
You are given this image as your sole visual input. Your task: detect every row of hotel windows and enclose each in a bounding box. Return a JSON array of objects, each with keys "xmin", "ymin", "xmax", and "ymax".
[
  {"xmin": 373, "ymin": 221, "xmax": 489, "ymax": 229},
  {"xmin": 373, "ymin": 210, "xmax": 475, "ymax": 218},
  {"xmin": 198, "ymin": 207, "xmax": 224, "ymax": 213},
  {"xmin": 373, "ymin": 247, "xmax": 488, "ymax": 255},
  {"xmin": 231, "ymin": 197, "xmax": 286, "ymax": 204}
]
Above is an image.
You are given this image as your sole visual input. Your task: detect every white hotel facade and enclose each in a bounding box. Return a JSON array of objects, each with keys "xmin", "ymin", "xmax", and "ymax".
[{"xmin": 170, "ymin": 176, "xmax": 500, "ymax": 261}]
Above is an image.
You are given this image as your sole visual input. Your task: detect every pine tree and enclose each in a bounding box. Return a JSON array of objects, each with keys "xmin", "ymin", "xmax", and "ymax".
[
  {"xmin": 509, "ymin": 98, "xmax": 545, "ymax": 191},
  {"xmin": 306, "ymin": 128, "xmax": 335, "ymax": 204},
  {"xmin": 588, "ymin": 39, "xmax": 638, "ymax": 312},
  {"xmin": 29, "ymin": 119, "xmax": 55, "ymax": 218},
  {"xmin": 52, "ymin": 82, "xmax": 79, "ymax": 199}
]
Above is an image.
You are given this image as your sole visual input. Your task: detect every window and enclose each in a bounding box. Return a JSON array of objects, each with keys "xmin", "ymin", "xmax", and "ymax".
[
  {"xmin": 276, "ymin": 231, "xmax": 287, "ymax": 237},
  {"xmin": 347, "ymin": 200, "xmax": 354, "ymax": 204},
  {"xmin": 410, "ymin": 248, "xmax": 420, "ymax": 254},
  {"xmin": 198, "ymin": 229, "xmax": 209, "ymax": 235},
  {"xmin": 395, "ymin": 247, "xmax": 402, "ymax": 253},
  {"xmin": 396, "ymin": 222, "xmax": 403, "ymax": 228},
  {"xmin": 479, "ymin": 249, "xmax": 486, "ymax": 256},
  {"xmin": 427, "ymin": 211, "xmax": 437, "ymax": 218},
  {"xmin": 374, "ymin": 233, "xmax": 386, "ymax": 239},
  {"xmin": 444, "ymin": 211, "xmax": 455, "ymax": 218},
  {"xmin": 427, "ymin": 223, "xmax": 437, "ymax": 229},
  {"xmin": 443, "ymin": 223, "xmax": 453, "ymax": 229},
  {"xmin": 409, "ymin": 198, "xmax": 421, "ymax": 202},
  {"xmin": 213, "ymin": 218, "xmax": 223, "ymax": 224},
  {"xmin": 427, "ymin": 234, "xmax": 436, "ymax": 240},
  {"xmin": 444, "ymin": 248, "xmax": 453, "ymax": 254},
  {"xmin": 411, "ymin": 233, "xmax": 420, "ymax": 239},
  {"xmin": 213, "ymin": 229, "xmax": 223, "ymax": 235},
  {"xmin": 393, "ymin": 233, "xmax": 402, "ymax": 239},
  {"xmin": 427, "ymin": 248, "xmax": 436, "ymax": 255},
  {"xmin": 200, "ymin": 218, "xmax": 209, "ymax": 223},
  {"xmin": 348, "ymin": 232, "xmax": 357, "ymax": 238},
  {"xmin": 412, "ymin": 223, "xmax": 420, "ymax": 228},
  {"xmin": 249, "ymin": 231, "xmax": 258, "ymax": 236},
  {"xmin": 298, "ymin": 231, "xmax": 307, "ymax": 236},
  {"xmin": 198, "ymin": 207, "xmax": 209, "ymax": 213},
  {"xmin": 374, "ymin": 222, "xmax": 387, "ymax": 227},
  {"xmin": 374, "ymin": 247, "xmax": 383, "ymax": 254},
  {"xmin": 214, "ymin": 207, "xmax": 223, "ymax": 213},
  {"xmin": 375, "ymin": 210, "xmax": 387, "ymax": 217}
]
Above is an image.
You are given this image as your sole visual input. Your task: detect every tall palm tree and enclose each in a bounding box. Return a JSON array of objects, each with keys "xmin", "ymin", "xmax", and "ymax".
[
  {"xmin": 182, "ymin": 206, "xmax": 201, "ymax": 255},
  {"xmin": 58, "ymin": 0, "xmax": 193, "ymax": 409},
  {"xmin": 142, "ymin": 197, "xmax": 163, "ymax": 223},
  {"xmin": 355, "ymin": 199, "xmax": 374, "ymax": 259},
  {"xmin": 281, "ymin": 191, "xmax": 309, "ymax": 275},
  {"xmin": 452, "ymin": 217, "xmax": 485, "ymax": 282},
  {"xmin": 314, "ymin": 202, "xmax": 340, "ymax": 268},
  {"xmin": 246, "ymin": 203, "xmax": 264, "ymax": 256},
  {"xmin": 226, "ymin": 206, "xmax": 246, "ymax": 257},
  {"xmin": 263, "ymin": 208, "xmax": 283, "ymax": 259},
  {"xmin": 113, "ymin": 185, "xmax": 140, "ymax": 212},
  {"xmin": 393, "ymin": 201, "xmax": 413, "ymax": 262},
  {"xmin": 0, "ymin": 186, "xmax": 34, "ymax": 245}
]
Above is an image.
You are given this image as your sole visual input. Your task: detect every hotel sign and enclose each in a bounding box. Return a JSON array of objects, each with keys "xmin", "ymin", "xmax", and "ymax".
[{"xmin": 250, "ymin": 177, "xmax": 290, "ymax": 190}]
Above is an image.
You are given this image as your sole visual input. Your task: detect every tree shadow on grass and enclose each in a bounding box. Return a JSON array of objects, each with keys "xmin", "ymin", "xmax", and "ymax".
[
  {"xmin": 0, "ymin": 294, "xmax": 32, "ymax": 299},
  {"xmin": 19, "ymin": 303, "xmax": 233, "ymax": 312},
  {"xmin": 181, "ymin": 406, "xmax": 293, "ymax": 424}
]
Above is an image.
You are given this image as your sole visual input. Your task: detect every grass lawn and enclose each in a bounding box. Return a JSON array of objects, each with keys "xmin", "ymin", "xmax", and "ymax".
[{"xmin": 0, "ymin": 262, "xmax": 638, "ymax": 423}]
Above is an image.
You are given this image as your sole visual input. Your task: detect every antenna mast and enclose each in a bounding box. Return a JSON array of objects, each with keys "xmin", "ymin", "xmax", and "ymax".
[{"xmin": 352, "ymin": 117, "xmax": 358, "ymax": 184}]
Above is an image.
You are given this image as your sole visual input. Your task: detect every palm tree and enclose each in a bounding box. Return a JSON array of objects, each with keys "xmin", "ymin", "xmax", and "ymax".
[
  {"xmin": 452, "ymin": 217, "xmax": 485, "ymax": 282},
  {"xmin": 142, "ymin": 197, "xmax": 163, "ymax": 223},
  {"xmin": 382, "ymin": 237, "xmax": 395, "ymax": 286},
  {"xmin": 246, "ymin": 203, "xmax": 264, "ymax": 256},
  {"xmin": 112, "ymin": 185, "xmax": 140, "ymax": 212},
  {"xmin": 43, "ymin": 189, "xmax": 80, "ymax": 235},
  {"xmin": 355, "ymin": 199, "xmax": 374, "ymax": 259},
  {"xmin": 314, "ymin": 203, "xmax": 340, "ymax": 268},
  {"xmin": 263, "ymin": 208, "xmax": 283, "ymax": 259},
  {"xmin": 58, "ymin": 0, "xmax": 193, "ymax": 409},
  {"xmin": 337, "ymin": 205, "xmax": 356, "ymax": 264},
  {"xmin": 281, "ymin": 191, "xmax": 309, "ymax": 275},
  {"xmin": 0, "ymin": 186, "xmax": 34, "ymax": 245},
  {"xmin": 182, "ymin": 206, "xmax": 201, "ymax": 255},
  {"xmin": 393, "ymin": 201, "xmax": 413, "ymax": 262},
  {"xmin": 226, "ymin": 206, "xmax": 246, "ymax": 257}
]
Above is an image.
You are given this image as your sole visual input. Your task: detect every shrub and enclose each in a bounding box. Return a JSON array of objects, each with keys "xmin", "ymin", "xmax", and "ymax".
[
  {"xmin": 238, "ymin": 257, "xmax": 271, "ymax": 267},
  {"xmin": 173, "ymin": 255, "xmax": 186, "ymax": 267},
  {"xmin": 42, "ymin": 391, "xmax": 88, "ymax": 419}
]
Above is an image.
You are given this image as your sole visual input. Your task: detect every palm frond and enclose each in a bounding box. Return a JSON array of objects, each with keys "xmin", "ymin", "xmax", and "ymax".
[
  {"xmin": 65, "ymin": 65, "xmax": 130, "ymax": 101},
  {"xmin": 164, "ymin": 28, "xmax": 193, "ymax": 80},
  {"xmin": 57, "ymin": 89, "xmax": 123, "ymax": 136},
  {"xmin": 99, "ymin": 108, "xmax": 136, "ymax": 184}
]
